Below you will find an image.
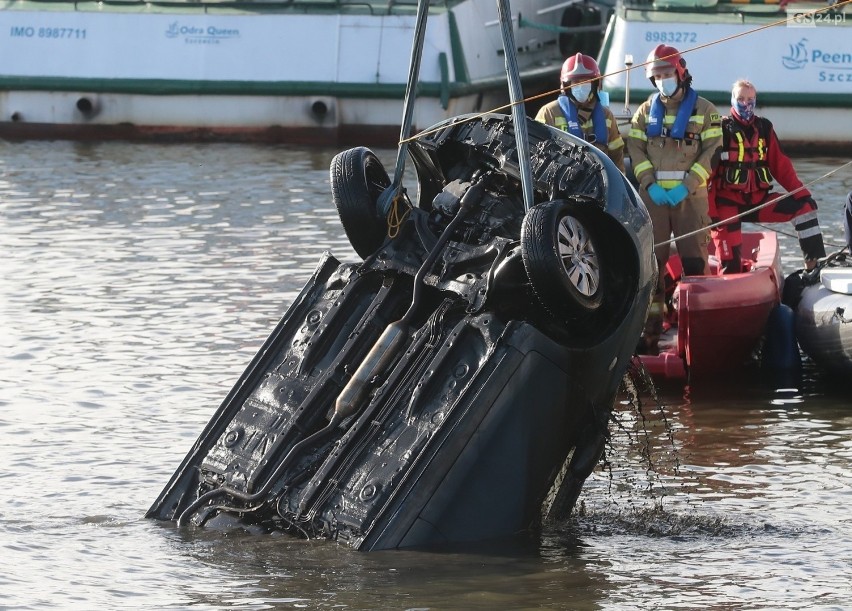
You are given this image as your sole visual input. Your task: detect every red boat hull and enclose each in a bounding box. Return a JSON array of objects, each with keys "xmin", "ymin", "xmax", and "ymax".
[{"xmin": 640, "ymin": 232, "xmax": 783, "ymax": 380}]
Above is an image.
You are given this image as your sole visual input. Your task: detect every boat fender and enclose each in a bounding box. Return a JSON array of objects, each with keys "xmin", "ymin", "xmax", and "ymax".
[
  {"xmin": 557, "ymin": 5, "xmax": 583, "ymax": 57},
  {"xmin": 761, "ymin": 303, "xmax": 801, "ymax": 374},
  {"xmin": 557, "ymin": 3, "xmax": 602, "ymax": 57}
]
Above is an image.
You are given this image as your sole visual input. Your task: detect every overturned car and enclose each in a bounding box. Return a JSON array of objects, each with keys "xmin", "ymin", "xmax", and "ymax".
[{"xmin": 147, "ymin": 113, "xmax": 656, "ymax": 550}]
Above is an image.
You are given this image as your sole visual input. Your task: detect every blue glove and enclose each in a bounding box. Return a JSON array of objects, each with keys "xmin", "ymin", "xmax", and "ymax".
[
  {"xmin": 647, "ymin": 183, "xmax": 671, "ymax": 206},
  {"xmin": 667, "ymin": 183, "xmax": 689, "ymax": 206}
]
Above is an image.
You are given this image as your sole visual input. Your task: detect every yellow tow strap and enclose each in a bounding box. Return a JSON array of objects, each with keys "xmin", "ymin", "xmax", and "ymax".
[{"xmin": 386, "ymin": 193, "xmax": 412, "ymax": 239}]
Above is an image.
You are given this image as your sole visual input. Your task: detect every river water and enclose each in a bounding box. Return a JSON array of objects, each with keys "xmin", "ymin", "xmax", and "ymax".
[{"xmin": 1, "ymin": 140, "xmax": 851, "ymax": 609}]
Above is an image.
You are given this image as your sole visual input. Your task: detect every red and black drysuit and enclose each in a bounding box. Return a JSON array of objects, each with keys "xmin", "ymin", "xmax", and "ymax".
[{"xmin": 709, "ymin": 113, "xmax": 826, "ymax": 273}]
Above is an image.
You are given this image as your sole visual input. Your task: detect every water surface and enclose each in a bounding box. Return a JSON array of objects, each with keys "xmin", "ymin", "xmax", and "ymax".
[{"xmin": 1, "ymin": 141, "xmax": 851, "ymax": 609}]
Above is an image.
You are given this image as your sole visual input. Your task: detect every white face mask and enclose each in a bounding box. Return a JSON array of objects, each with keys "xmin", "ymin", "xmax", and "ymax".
[
  {"xmin": 570, "ymin": 83, "xmax": 592, "ymax": 103},
  {"xmin": 656, "ymin": 77, "xmax": 678, "ymax": 97}
]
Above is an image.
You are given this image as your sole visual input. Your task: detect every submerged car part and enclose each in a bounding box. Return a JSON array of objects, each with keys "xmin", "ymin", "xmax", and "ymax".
[{"xmin": 147, "ymin": 113, "xmax": 656, "ymax": 550}]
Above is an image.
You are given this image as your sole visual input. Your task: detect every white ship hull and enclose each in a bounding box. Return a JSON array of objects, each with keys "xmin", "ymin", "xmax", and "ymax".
[{"xmin": 0, "ymin": 0, "xmax": 580, "ymax": 144}]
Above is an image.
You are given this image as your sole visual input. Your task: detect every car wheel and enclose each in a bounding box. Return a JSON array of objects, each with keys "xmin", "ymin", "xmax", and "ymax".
[
  {"xmin": 330, "ymin": 147, "xmax": 391, "ymax": 259},
  {"xmin": 521, "ymin": 200, "xmax": 604, "ymax": 316}
]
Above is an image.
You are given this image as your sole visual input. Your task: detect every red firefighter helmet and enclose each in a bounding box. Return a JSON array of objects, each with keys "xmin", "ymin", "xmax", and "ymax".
[
  {"xmin": 560, "ymin": 53, "xmax": 601, "ymax": 84},
  {"xmin": 645, "ymin": 44, "xmax": 687, "ymax": 80}
]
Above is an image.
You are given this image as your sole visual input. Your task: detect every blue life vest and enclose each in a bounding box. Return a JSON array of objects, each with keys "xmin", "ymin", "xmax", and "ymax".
[
  {"xmin": 557, "ymin": 95, "xmax": 609, "ymax": 145},
  {"xmin": 646, "ymin": 87, "xmax": 698, "ymax": 140}
]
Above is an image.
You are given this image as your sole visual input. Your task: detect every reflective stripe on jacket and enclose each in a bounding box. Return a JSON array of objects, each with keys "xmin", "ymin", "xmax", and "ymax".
[{"xmin": 626, "ymin": 91, "xmax": 722, "ymax": 193}]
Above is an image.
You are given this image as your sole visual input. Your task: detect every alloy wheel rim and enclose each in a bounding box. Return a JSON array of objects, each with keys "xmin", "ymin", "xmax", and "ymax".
[{"xmin": 557, "ymin": 215, "xmax": 600, "ymax": 297}]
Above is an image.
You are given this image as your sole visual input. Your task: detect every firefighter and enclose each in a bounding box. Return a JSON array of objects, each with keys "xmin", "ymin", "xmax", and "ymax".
[
  {"xmin": 627, "ymin": 44, "xmax": 722, "ymax": 354},
  {"xmin": 535, "ymin": 53, "xmax": 625, "ymax": 172},
  {"xmin": 628, "ymin": 43, "xmax": 722, "ymax": 279},
  {"xmin": 709, "ymin": 79, "xmax": 826, "ymax": 272}
]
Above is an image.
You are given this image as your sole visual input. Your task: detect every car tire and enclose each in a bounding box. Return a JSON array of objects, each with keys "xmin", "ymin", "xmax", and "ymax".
[
  {"xmin": 521, "ymin": 200, "xmax": 604, "ymax": 316},
  {"xmin": 330, "ymin": 147, "xmax": 391, "ymax": 259}
]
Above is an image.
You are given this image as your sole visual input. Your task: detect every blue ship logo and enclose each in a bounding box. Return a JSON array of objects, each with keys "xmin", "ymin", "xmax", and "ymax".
[
  {"xmin": 782, "ymin": 39, "xmax": 809, "ymax": 70},
  {"xmin": 165, "ymin": 22, "xmax": 180, "ymax": 39}
]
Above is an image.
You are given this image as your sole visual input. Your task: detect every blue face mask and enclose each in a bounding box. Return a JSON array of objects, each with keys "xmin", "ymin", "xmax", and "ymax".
[
  {"xmin": 656, "ymin": 77, "xmax": 678, "ymax": 97},
  {"xmin": 570, "ymin": 83, "xmax": 592, "ymax": 103},
  {"xmin": 732, "ymin": 94, "xmax": 756, "ymax": 122}
]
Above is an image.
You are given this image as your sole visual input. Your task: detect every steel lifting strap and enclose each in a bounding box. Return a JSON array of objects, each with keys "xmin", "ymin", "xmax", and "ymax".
[
  {"xmin": 379, "ymin": 0, "xmax": 432, "ymax": 218},
  {"xmin": 497, "ymin": 0, "xmax": 535, "ymax": 212}
]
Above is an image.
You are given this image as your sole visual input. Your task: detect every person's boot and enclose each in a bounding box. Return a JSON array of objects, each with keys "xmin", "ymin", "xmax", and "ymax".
[{"xmin": 720, "ymin": 245, "xmax": 742, "ymax": 274}]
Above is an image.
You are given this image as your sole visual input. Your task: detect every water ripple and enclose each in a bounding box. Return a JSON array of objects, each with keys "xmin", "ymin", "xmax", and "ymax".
[{"xmin": 1, "ymin": 142, "xmax": 850, "ymax": 609}]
